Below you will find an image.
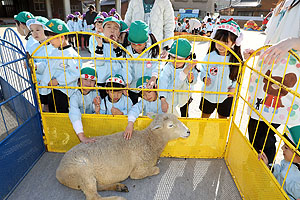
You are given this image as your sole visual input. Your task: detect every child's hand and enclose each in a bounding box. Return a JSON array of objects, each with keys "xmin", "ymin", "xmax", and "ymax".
[
  {"xmin": 203, "ymin": 77, "xmax": 212, "ymax": 86},
  {"xmin": 124, "ymin": 122, "xmax": 134, "ymax": 140},
  {"xmin": 93, "ymin": 96, "xmax": 101, "ymax": 114},
  {"xmin": 258, "ymin": 150, "xmax": 269, "ymax": 166},
  {"xmin": 187, "ymin": 71, "xmax": 194, "ymax": 83},
  {"xmin": 146, "ymin": 76, "xmax": 157, "ymax": 89},
  {"xmin": 78, "ymin": 132, "xmax": 96, "ymax": 144},
  {"xmin": 227, "ymin": 87, "xmax": 235, "ymax": 97},
  {"xmin": 187, "ymin": 60, "xmax": 197, "ymax": 70},
  {"xmin": 161, "ymin": 98, "xmax": 169, "ymax": 113},
  {"xmin": 160, "ymin": 49, "xmax": 168, "ymax": 59},
  {"xmin": 243, "ymin": 49, "xmax": 257, "ymax": 60},
  {"xmin": 48, "ymin": 79, "xmax": 59, "ymax": 86},
  {"xmin": 111, "ymin": 107, "xmax": 123, "ymax": 115},
  {"xmin": 95, "ymin": 36, "xmax": 103, "ymax": 47}
]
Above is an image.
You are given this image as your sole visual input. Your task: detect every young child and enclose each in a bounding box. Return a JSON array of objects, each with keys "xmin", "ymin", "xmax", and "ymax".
[
  {"xmin": 124, "ymin": 76, "xmax": 165, "ymax": 139},
  {"xmin": 124, "ymin": 20, "xmax": 159, "ymax": 104},
  {"xmin": 88, "ymin": 15, "xmax": 104, "ymax": 51},
  {"xmin": 159, "ymin": 38, "xmax": 198, "ymax": 117},
  {"xmin": 26, "ymin": 16, "xmax": 54, "ymax": 111},
  {"xmin": 44, "ymin": 18, "xmax": 80, "ymax": 113},
  {"xmin": 259, "ymin": 125, "xmax": 300, "ymax": 200},
  {"xmin": 73, "ymin": 12, "xmax": 83, "ymax": 50},
  {"xmin": 100, "ymin": 74, "xmax": 133, "ymax": 115},
  {"xmin": 14, "ymin": 11, "xmax": 37, "ymax": 51},
  {"xmin": 90, "ymin": 16, "xmax": 128, "ymax": 98},
  {"xmin": 69, "ymin": 65, "xmax": 100, "ymax": 144},
  {"xmin": 200, "ymin": 19, "xmax": 243, "ymax": 119},
  {"xmin": 66, "ymin": 14, "xmax": 75, "ymax": 48}
]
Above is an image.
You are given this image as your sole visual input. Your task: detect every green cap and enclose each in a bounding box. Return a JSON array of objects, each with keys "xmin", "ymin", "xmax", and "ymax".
[
  {"xmin": 14, "ymin": 11, "xmax": 34, "ymax": 23},
  {"xmin": 136, "ymin": 76, "xmax": 151, "ymax": 89},
  {"xmin": 215, "ymin": 19, "xmax": 241, "ymax": 36},
  {"xmin": 81, "ymin": 67, "xmax": 96, "ymax": 80},
  {"xmin": 106, "ymin": 74, "xmax": 125, "ymax": 86},
  {"xmin": 128, "ymin": 20, "xmax": 149, "ymax": 44},
  {"xmin": 285, "ymin": 125, "xmax": 300, "ymax": 151},
  {"xmin": 169, "ymin": 38, "xmax": 191, "ymax": 59},
  {"xmin": 26, "ymin": 16, "xmax": 49, "ymax": 30},
  {"xmin": 103, "ymin": 16, "xmax": 128, "ymax": 32},
  {"xmin": 45, "ymin": 19, "xmax": 69, "ymax": 34},
  {"xmin": 94, "ymin": 15, "xmax": 104, "ymax": 23}
]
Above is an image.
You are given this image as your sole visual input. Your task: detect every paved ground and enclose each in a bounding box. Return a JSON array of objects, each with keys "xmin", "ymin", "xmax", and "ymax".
[{"xmin": 8, "ymin": 152, "xmax": 242, "ymax": 200}]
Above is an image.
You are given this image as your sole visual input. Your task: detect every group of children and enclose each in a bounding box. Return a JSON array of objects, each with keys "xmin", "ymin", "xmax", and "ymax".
[
  {"xmin": 175, "ymin": 14, "xmax": 221, "ymax": 37},
  {"xmin": 14, "ymin": 10, "xmax": 300, "ymax": 199}
]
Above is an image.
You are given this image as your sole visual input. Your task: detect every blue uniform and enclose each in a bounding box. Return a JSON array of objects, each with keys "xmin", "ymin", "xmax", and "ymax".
[
  {"xmin": 100, "ymin": 95, "xmax": 133, "ymax": 115},
  {"xmin": 89, "ymin": 39, "xmax": 127, "ymax": 84},
  {"xmin": 273, "ymin": 160, "xmax": 300, "ymax": 200},
  {"xmin": 200, "ymin": 51, "xmax": 236, "ymax": 103},
  {"xmin": 160, "ymin": 62, "xmax": 199, "ymax": 111},
  {"xmin": 126, "ymin": 44, "xmax": 159, "ymax": 92},
  {"xmin": 69, "ymin": 89, "xmax": 99, "ymax": 134},
  {"xmin": 26, "ymin": 35, "xmax": 38, "ymax": 52},
  {"xmin": 128, "ymin": 98, "xmax": 163, "ymax": 122},
  {"xmin": 28, "ymin": 42, "xmax": 55, "ymax": 95},
  {"xmin": 45, "ymin": 45, "xmax": 80, "ymax": 97}
]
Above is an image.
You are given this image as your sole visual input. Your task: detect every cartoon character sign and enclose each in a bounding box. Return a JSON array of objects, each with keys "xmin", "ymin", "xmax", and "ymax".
[{"xmin": 262, "ymin": 70, "xmax": 297, "ymax": 113}]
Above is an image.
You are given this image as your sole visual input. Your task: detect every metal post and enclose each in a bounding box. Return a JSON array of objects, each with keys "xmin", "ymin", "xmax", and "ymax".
[
  {"xmin": 96, "ymin": 0, "xmax": 101, "ymax": 12},
  {"xmin": 115, "ymin": 0, "xmax": 121, "ymax": 16},
  {"xmin": 63, "ymin": 0, "xmax": 71, "ymax": 19},
  {"xmin": 46, "ymin": 0, "xmax": 52, "ymax": 19}
]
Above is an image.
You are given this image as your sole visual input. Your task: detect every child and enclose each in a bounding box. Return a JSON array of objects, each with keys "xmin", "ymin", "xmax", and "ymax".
[
  {"xmin": 124, "ymin": 20, "xmax": 159, "ymax": 104},
  {"xmin": 124, "ymin": 76, "xmax": 165, "ymax": 139},
  {"xmin": 259, "ymin": 125, "xmax": 300, "ymax": 200},
  {"xmin": 100, "ymin": 74, "xmax": 133, "ymax": 115},
  {"xmin": 26, "ymin": 16, "xmax": 54, "ymax": 111},
  {"xmin": 205, "ymin": 18, "xmax": 214, "ymax": 37},
  {"xmin": 14, "ymin": 11, "xmax": 37, "ymax": 51},
  {"xmin": 73, "ymin": 12, "xmax": 83, "ymax": 50},
  {"xmin": 69, "ymin": 65, "xmax": 100, "ymax": 144},
  {"xmin": 88, "ymin": 15, "xmax": 104, "ymax": 51},
  {"xmin": 66, "ymin": 14, "xmax": 75, "ymax": 48},
  {"xmin": 200, "ymin": 19, "xmax": 243, "ymax": 119},
  {"xmin": 159, "ymin": 38, "xmax": 198, "ymax": 117},
  {"xmin": 90, "ymin": 16, "xmax": 128, "ymax": 98},
  {"xmin": 44, "ymin": 18, "xmax": 80, "ymax": 113}
]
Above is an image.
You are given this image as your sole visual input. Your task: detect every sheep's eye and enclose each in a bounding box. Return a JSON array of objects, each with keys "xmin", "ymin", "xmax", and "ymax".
[{"xmin": 168, "ymin": 124, "xmax": 174, "ymax": 128}]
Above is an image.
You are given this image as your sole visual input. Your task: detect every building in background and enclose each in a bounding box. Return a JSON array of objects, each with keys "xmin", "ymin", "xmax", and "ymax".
[
  {"xmin": 219, "ymin": 0, "xmax": 277, "ymax": 26},
  {"xmin": 170, "ymin": 0, "xmax": 216, "ymax": 19}
]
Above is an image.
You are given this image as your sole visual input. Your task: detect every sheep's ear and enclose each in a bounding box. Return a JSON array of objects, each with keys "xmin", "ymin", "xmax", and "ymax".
[
  {"xmin": 151, "ymin": 124, "xmax": 162, "ymax": 131},
  {"xmin": 147, "ymin": 112, "xmax": 157, "ymax": 119}
]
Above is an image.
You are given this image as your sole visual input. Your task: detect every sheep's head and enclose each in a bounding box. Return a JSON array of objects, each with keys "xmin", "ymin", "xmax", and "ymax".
[{"xmin": 147, "ymin": 113, "xmax": 190, "ymax": 140}]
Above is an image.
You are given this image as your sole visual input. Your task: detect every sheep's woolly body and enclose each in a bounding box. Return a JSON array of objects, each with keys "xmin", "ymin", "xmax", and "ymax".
[{"xmin": 56, "ymin": 113, "xmax": 190, "ymax": 200}]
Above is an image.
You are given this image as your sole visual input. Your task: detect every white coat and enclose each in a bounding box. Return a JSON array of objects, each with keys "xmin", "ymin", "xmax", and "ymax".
[{"xmin": 124, "ymin": 0, "xmax": 175, "ymax": 48}]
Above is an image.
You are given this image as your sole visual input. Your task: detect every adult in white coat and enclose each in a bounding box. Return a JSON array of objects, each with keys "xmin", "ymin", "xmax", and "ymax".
[{"xmin": 124, "ymin": 0, "xmax": 175, "ymax": 59}]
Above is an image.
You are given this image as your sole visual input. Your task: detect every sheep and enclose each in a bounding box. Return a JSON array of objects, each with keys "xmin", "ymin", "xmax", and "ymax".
[{"xmin": 56, "ymin": 113, "xmax": 190, "ymax": 200}]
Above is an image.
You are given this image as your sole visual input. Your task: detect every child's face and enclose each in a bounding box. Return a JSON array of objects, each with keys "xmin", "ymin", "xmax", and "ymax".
[
  {"xmin": 170, "ymin": 55, "xmax": 187, "ymax": 69},
  {"xmin": 103, "ymin": 21, "xmax": 120, "ymax": 42},
  {"xmin": 107, "ymin": 90, "xmax": 123, "ymax": 103},
  {"xmin": 281, "ymin": 143, "xmax": 300, "ymax": 163},
  {"xmin": 95, "ymin": 21, "xmax": 103, "ymax": 33},
  {"xmin": 142, "ymin": 91, "xmax": 157, "ymax": 102},
  {"xmin": 131, "ymin": 42, "xmax": 146, "ymax": 54},
  {"xmin": 16, "ymin": 23, "xmax": 27, "ymax": 36},
  {"xmin": 80, "ymin": 78, "xmax": 96, "ymax": 95},
  {"xmin": 30, "ymin": 24, "xmax": 46, "ymax": 42},
  {"xmin": 215, "ymin": 39, "xmax": 235, "ymax": 56},
  {"xmin": 48, "ymin": 35, "xmax": 65, "ymax": 48}
]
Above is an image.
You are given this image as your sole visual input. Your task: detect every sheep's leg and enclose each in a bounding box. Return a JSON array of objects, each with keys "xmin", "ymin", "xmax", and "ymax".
[
  {"xmin": 97, "ymin": 183, "xmax": 129, "ymax": 192},
  {"xmin": 130, "ymin": 166, "xmax": 160, "ymax": 179},
  {"xmin": 80, "ymin": 176, "xmax": 102, "ymax": 200}
]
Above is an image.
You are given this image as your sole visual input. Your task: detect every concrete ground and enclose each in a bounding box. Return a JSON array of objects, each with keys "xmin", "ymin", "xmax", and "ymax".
[{"xmin": 8, "ymin": 152, "xmax": 242, "ymax": 200}]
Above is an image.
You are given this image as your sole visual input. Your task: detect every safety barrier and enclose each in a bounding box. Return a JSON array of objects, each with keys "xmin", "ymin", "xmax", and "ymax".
[
  {"xmin": 3, "ymin": 31, "xmax": 299, "ymax": 199},
  {"xmin": 0, "ymin": 35, "xmax": 45, "ymax": 199}
]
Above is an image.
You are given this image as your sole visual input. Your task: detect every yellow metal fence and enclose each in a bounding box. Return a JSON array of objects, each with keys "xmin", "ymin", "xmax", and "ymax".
[{"xmin": 29, "ymin": 32, "xmax": 300, "ymax": 200}]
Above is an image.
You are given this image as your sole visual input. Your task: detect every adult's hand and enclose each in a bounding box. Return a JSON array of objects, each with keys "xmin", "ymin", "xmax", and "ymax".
[{"xmin": 259, "ymin": 37, "xmax": 300, "ymax": 65}]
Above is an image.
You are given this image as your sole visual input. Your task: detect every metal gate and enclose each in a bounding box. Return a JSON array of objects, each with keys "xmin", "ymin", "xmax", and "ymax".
[{"xmin": 0, "ymin": 35, "xmax": 45, "ymax": 199}]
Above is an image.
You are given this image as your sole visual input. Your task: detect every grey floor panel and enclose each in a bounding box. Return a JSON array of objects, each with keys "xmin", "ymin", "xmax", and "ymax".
[{"xmin": 8, "ymin": 152, "xmax": 242, "ymax": 200}]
